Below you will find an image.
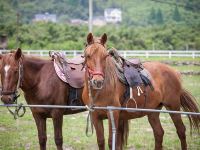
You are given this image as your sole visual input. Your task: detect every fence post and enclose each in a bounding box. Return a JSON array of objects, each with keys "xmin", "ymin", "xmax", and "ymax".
[
  {"xmin": 108, "ymin": 107, "xmax": 116, "ymax": 150},
  {"xmin": 145, "ymin": 51, "xmax": 149, "ymax": 58},
  {"xmin": 73, "ymin": 50, "xmax": 77, "ymax": 57},
  {"xmin": 169, "ymin": 51, "xmax": 172, "ymax": 59},
  {"xmin": 40, "ymin": 51, "xmax": 43, "ymax": 57},
  {"xmin": 123, "ymin": 51, "xmax": 127, "ymax": 58},
  {"xmin": 192, "ymin": 52, "xmax": 195, "ymax": 59}
]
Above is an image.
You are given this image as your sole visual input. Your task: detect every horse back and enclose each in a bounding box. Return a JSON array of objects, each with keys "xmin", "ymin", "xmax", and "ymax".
[{"xmin": 143, "ymin": 61, "xmax": 182, "ymax": 100}]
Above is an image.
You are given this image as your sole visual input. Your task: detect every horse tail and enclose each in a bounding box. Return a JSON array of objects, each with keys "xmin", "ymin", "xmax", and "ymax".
[
  {"xmin": 180, "ymin": 89, "xmax": 200, "ymax": 133},
  {"xmin": 119, "ymin": 119, "xmax": 129, "ymax": 148}
]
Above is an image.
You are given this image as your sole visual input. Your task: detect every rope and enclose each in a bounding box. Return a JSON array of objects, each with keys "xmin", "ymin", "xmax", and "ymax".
[
  {"xmin": 85, "ymin": 70, "xmax": 103, "ymax": 136},
  {"xmin": 85, "ymin": 111, "xmax": 94, "ymax": 137},
  {"xmin": 7, "ymin": 103, "xmax": 26, "ymax": 119}
]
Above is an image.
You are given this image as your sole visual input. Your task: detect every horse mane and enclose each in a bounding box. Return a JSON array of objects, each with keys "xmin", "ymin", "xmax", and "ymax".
[{"xmin": 104, "ymin": 56, "xmax": 118, "ymax": 91}]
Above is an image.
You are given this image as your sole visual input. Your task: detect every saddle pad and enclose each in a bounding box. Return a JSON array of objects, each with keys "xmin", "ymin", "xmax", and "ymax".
[{"xmin": 53, "ymin": 60, "xmax": 85, "ymax": 88}]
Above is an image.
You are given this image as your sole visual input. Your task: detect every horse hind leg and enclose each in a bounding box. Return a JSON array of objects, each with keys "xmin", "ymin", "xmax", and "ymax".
[
  {"xmin": 147, "ymin": 106, "xmax": 164, "ymax": 150},
  {"xmin": 165, "ymin": 103, "xmax": 187, "ymax": 150}
]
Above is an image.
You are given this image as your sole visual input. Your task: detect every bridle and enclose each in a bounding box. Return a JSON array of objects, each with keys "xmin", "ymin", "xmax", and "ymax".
[
  {"xmin": 1, "ymin": 58, "xmax": 25, "ymax": 119},
  {"xmin": 84, "ymin": 42, "xmax": 109, "ymax": 82},
  {"xmin": 1, "ymin": 59, "xmax": 23, "ymax": 103},
  {"xmin": 87, "ymin": 67, "xmax": 105, "ymax": 80}
]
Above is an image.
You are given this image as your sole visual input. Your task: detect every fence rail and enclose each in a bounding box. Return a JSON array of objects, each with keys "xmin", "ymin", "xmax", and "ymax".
[
  {"xmin": 0, "ymin": 104, "xmax": 200, "ymax": 115},
  {"xmin": 1, "ymin": 50, "xmax": 200, "ymax": 58}
]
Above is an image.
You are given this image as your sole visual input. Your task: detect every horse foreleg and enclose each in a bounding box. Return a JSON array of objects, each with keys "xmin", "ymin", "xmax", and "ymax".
[
  {"xmin": 33, "ymin": 113, "xmax": 47, "ymax": 150},
  {"xmin": 107, "ymin": 110, "xmax": 120, "ymax": 150},
  {"xmin": 148, "ymin": 112, "xmax": 164, "ymax": 150},
  {"xmin": 52, "ymin": 111, "xmax": 63, "ymax": 150},
  {"xmin": 92, "ymin": 112, "xmax": 105, "ymax": 150}
]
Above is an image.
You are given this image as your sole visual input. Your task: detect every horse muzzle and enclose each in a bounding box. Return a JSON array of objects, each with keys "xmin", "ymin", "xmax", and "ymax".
[
  {"xmin": 1, "ymin": 92, "xmax": 19, "ymax": 104},
  {"xmin": 87, "ymin": 68, "xmax": 105, "ymax": 89},
  {"xmin": 1, "ymin": 95, "xmax": 14, "ymax": 104},
  {"xmin": 90, "ymin": 78, "xmax": 104, "ymax": 89}
]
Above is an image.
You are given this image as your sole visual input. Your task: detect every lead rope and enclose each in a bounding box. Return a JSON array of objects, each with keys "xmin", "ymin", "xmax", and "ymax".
[
  {"xmin": 6, "ymin": 61, "xmax": 26, "ymax": 119},
  {"xmin": 7, "ymin": 102, "xmax": 26, "ymax": 119},
  {"xmin": 85, "ymin": 79, "xmax": 94, "ymax": 137},
  {"xmin": 85, "ymin": 72, "xmax": 103, "ymax": 137}
]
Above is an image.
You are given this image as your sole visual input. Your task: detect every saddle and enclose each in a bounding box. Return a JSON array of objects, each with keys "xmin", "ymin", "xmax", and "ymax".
[
  {"xmin": 109, "ymin": 48, "xmax": 154, "ymax": 90},
  {"xmin": 50, "ymin": 51, "xmax": 85, "ymax": 89}
]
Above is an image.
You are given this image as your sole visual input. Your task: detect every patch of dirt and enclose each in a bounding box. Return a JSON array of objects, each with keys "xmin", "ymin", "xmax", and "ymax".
[
  {"xmin": 63, "ymin": 145, "xmax": 74, "ymax": 150},
  {"xmin": 0, "ymin": 126, "xmax": 6, "ymax": 131}
]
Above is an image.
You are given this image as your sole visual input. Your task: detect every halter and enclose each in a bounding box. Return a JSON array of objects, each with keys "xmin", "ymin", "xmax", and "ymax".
[
  {"xmin": 1, "ymin": 60, "xmax": 23, "ymax": 102},
  {"xmin": 87, "ymin": 67, "xmax": 104, "ymax": 79},
  {"xmin": 84, "ymin": 42, "xmax": 109, "ymax": 81},
  {"xmin": 1, "ymin": 59, "xmax": 26, "ymax": 119}
]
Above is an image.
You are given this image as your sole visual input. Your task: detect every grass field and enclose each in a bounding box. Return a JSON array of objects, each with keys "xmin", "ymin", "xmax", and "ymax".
[{"xmin": 0, "ymin": 59, "xmax": 200, "ymax": 150}]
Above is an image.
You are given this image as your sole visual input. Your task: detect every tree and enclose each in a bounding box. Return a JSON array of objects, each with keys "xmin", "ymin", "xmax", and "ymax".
[
  {"xmin": 156, "ymin": 9, "xmax": 164, "ymax": 24},
  {"xmin": 173, "ymin": 5, "xmax": 181, "ymax": 22},
  {"xmin": 148, "ymin": 7, "xmax": 156, "ymax": 24}
]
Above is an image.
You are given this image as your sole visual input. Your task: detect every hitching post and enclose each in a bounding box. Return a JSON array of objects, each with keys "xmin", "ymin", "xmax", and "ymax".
[{"xmin": 108, "ymin": 106, "xmax": 116, "ymax": 150}]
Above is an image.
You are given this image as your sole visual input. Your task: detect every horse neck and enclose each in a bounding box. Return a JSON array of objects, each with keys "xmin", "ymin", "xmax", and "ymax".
[{"xmin": 21, "ymin": 56, "xmax": 48, "ymax": 92}]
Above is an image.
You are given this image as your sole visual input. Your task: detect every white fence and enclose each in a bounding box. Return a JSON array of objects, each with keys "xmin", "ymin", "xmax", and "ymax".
[{"xmin": 1, "ymin": 50, "xmax": 200, "ymax": 59}]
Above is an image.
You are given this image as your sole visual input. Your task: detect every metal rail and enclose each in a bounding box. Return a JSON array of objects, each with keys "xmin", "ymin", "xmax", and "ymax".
[{"xmin": 0, "ymin": 104, "xmax": 200, "ymax": 115}]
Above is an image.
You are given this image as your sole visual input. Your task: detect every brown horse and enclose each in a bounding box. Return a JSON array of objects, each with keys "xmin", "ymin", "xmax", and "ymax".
[
  {"xmin": 82, "ymin": 33, "xmax": 200, "ymax": 150},
  {"xmin": 0, "ymin": 48, "xmax": 84, "ymax": 150}
]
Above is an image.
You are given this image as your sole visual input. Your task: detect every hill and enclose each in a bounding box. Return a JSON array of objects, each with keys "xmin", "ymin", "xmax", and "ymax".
[{"xmin": 0, "ymin": 0, "xmax": 200, "ymax": 50}]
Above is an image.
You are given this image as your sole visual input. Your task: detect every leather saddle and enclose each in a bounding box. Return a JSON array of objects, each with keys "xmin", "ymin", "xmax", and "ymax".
[
  {"xmin": 50, "ymin": 51, "xmax": 85, "ymax": 88},
  {"xmin": 109, "ymin": 48, "xmax": 153, "ymax": 89}
]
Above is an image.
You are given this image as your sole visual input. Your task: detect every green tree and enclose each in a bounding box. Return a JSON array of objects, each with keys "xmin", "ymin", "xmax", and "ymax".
[
  {"xmin": 173, "ymin": 6, "xmax": 181, "ymax": 22},
  {"xmin": 148, "ymin": 7, "xmax": 156, "ymax": 24},
  {"xmin": 156, "ymin": 9, "xmax": 164, "ymax": 24}
]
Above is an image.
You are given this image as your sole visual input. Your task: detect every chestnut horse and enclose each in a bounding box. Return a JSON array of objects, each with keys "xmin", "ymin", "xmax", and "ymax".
[
  {"xmin": 82, "ymin": 33, "xmax": 200, "ymax": 150},
  {"xmin": 0, "ymin": 48, "xmax": 84, "ymax": 150}
]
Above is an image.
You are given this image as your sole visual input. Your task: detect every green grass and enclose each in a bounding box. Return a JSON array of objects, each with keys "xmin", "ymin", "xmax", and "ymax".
[{"xmin": 171, "ymin": 65, "xmax": 200, "ymax": 72}]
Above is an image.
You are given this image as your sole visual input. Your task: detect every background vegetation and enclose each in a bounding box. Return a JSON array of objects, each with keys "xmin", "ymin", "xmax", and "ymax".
[{"xmin": 0, "ymin": 0, "xmax": 200, "ymax": 50}]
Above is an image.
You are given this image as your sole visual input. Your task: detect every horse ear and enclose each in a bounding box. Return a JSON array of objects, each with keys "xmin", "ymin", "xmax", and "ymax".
[
  {"xmin": 87, "ymin": 33, "xmax": 94, "ymax": 45},
  {"xmin": 101, "ymin": 33, "xmax": 107, "ymax": 45},
  {"xmin": 15, "ymin": 48, "xmax": 22, "ymax": 60},
  {"xmin": 0, "ymin": 54, "xmax": 2, "ymax": 60}
]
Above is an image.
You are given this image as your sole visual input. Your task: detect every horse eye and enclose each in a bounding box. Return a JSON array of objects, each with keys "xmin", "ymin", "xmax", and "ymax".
[
  {"xmin": 14, "ymin": 70, "xmax": 19, "ymax": 73},
  {"xmin": 86, "ymin": 55, "xmax": 91, "ymax": 59},
  {"xmin": 103, "ymin": 54, "xmax": 109, "ymax": 60}
]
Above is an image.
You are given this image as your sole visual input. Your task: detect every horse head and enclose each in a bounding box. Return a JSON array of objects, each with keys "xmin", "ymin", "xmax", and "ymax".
[
  {"xmin": 0, "ymin": 48, "xmax": 23, "ymax": 104},
  {"xmin": 84, "ymin": 33, "xmax": 110, "ymax": 89}
]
